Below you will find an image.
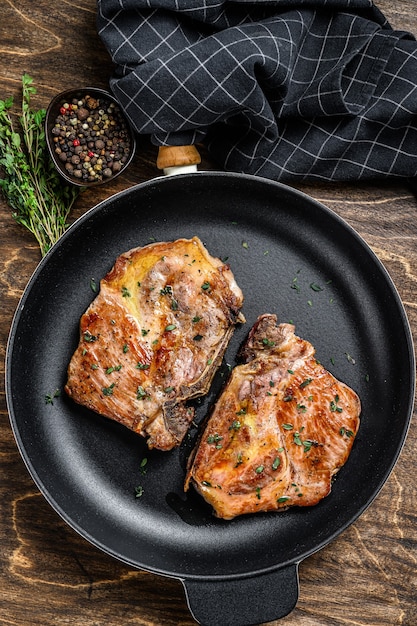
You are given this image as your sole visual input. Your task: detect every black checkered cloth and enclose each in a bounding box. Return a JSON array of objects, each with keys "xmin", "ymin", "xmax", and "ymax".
[{"xmin": 97, "ymin": 1, "xmax": 417, "ymax": 183}]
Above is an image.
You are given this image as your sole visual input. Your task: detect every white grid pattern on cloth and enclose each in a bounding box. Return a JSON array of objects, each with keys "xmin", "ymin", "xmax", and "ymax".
[{"xmin": 97, "ymin": 0, "xmax": 417, "ymax": 181}]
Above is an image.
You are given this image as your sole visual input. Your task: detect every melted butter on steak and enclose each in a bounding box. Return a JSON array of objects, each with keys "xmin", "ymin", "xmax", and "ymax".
[{"xmin": 65, "ymin": 237, "xmax": 245, "ymax": 450}]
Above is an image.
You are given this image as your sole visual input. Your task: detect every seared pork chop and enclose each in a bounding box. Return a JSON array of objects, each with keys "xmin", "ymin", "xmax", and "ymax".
[
  {"xmin": 65, "ymin": 237, "xmax": 245, "ymax": 451},
  {"xmin": 185, "ymin": 314, "xmax": 361, "ymax": 519}
]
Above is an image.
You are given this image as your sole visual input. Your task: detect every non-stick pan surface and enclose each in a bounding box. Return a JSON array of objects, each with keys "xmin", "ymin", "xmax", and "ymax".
[{"xmin": 6, "ymin": 173, "xmax": 415, "ymax": 626}]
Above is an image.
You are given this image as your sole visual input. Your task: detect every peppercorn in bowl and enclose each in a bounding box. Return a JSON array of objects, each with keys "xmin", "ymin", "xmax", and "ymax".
[{"xmin": 45, "ymin": 88, "xmax": 136, "ymax": 186}]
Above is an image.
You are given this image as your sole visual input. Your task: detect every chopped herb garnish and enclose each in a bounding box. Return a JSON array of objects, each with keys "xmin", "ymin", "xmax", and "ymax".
[
  {"xmin": 136, "ymin": 362, "xmax": 150, "ymax": 370},
  {"xmin": 121, "ymin": 286, "xmax": 131, "ymax": 297},
  {"xmin": 136, "ymin": 385, "xmax": 147, "ymax": 399},
  {"xmin": 345, "ymin": 352, "xmax": 356, "ymax": 364},
  {"xmin": 299, "ymin": 378, "xmax": 312, "ymax": 388},
  {"xmin": 235, "ymin": 452, "xmax": 243, "ymax": 467},
  {"xmin": 302, "ymin": 440, "xmax": 315, "ymax": 452},
  {"xmin": 229, "ymin": 420, "xmax": 241, "ymax": 431},
  {"xmin": 262, "ymin": 337, "xmax": 275, "ymax": 347},
  {"xmin": 193, "ymin": 334, "xmax": 204, "ymax": 341},
  {"xmin": 141, "ymin": 328, "xmax": 149, "ymax": 336},
  {"xmin": 201, "ymin": 281, "xmax": 211, "ymax": 291},
  {"xmin": 45, "ymin": 389, "xmax": 60, "ymax": 405},
  {"xmin": 134, "ymin": 485, "xmax": 144, "ymax": 498},
  {"xmin": 163, "ymin": 386, "xmax": 174, "ymax": 393},
  {"xmin": 287, "ymin": 369, "xmax": 294, "ymax": 375},
  {"xmin": 293, "ymin": 432, "xmax": 302, "ymax": 446},
  {"xmin": 282, "ymin": 423, "xmax": 293, "ymax": 430},
  {"xmin": 90, "ymin": 278, "xmax": 97, "ymax": 293},
  {"xmin": 272, "ymin": 457, "xmax": 281, "ymax": 470},
  {"xmin": 123, "ymin": 344, "xmax": 129, "ymax": 353},
  {"xmin": 83, "ymin": 331, "xmax": 97, "ymax": 343},
  {"xmin": 330, "ymin": 395, "xmax": 343, "ymax": 413},
  {"xmin": 165, "ymin": 324, "xmax": 177, "ymax": 332},
  {"xmin": 255, "ymin": 465, "xmax": 264, "ymax": 474},
  {"xmin": 207, "ymin": 433, "xmax": 223, "ymax": 446},
  {"xmin": 278, "ymin": 496, "xmax": 290, "ymax": 503},
  {"xmin": 139, "ymin": 458, "xmax": 148, "ymax": 474},
  {"xmin": 291, "ymin": 276, "xmax": 300, "ymax": 292},
  {"xmin": 340, "ymin": 427, "xmax": 354, "ymax": 438},
  {"xmin": 105, "ymin": 365, "xmax": 122, "ymax": 374},
  {"xmin": 192, "ymin": 316, "xmax": 202, "ymax": 323},
  {"xmin": 310, "ymin": 282, "xmax": 323, "ymax": 292},
  {"xmin": 242, "ymin": 241, "xmax": 249, "ymax": 249},
  {"xmin": 160, "ymin": 285, "xmax": 172, "ymax": 296},
  {"xmin": 102, "ymin": 383, "xmax": 115, "ymax": 396},
  {"xmin": 202, "ymin": 481, "xmax": 212, "ymax": 487},
  {"xmin": 236, "ymin": 407, "xmax": 247, "ymax": 415},
  {"xmin": 255, "ymin": 487, "xmax": 261, "ymax": 499},
  {"xmin": 283, "ymin": 394, "xmax": 293, "ymax": 402}
]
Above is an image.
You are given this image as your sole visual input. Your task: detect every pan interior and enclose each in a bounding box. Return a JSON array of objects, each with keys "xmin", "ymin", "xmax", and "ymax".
[{"xmin": 6, "ymin": 173, "xmax": 414, "ymax": 580}]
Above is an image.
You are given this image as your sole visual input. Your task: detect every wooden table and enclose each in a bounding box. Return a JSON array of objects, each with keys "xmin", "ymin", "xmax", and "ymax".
[{"xmin": 1, "ymin": 2, "xmax": 416, "ymax": 625}]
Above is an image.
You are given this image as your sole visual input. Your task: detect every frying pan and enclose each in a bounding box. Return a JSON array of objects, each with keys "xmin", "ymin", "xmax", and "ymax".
[{"xmin": 6, "ymin": 167, "xmax": 415, "ymax": 626}]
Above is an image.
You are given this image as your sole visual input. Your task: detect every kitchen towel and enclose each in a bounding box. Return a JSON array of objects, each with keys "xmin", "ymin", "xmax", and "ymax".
[{"xmin": 97, "ymin": 1, "xmax": 417, "ymax": 182}]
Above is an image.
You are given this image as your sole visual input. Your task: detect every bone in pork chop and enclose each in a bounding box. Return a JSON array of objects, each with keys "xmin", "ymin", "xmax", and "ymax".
[
  {"xmin": 185, "ymin": 314, "xmax": 361, "ymax": 519},
  {"xmin": 65, "ymin": 237, "xmax": 245, "ymax": 451}
]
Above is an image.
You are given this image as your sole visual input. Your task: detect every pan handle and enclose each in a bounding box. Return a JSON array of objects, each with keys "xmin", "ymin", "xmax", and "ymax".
[
  {"xmin": 182, "ymin": 563, "xmax": 299, "ymax": 626},
  {"xmin": 157, "ymin": 145, "xmax": 201, "ymax": 176}
]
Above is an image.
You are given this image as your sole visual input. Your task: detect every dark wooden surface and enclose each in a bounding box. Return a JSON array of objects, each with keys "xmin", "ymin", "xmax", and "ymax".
[{"xmin": 1, "ymin": 2, "xmax": 416, "ymax": 625}]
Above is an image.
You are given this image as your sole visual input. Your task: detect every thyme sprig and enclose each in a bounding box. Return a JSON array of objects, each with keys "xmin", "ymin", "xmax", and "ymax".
[{"xmin": 0, "ymin": 74, "xmax": 80, "ymax": 256}]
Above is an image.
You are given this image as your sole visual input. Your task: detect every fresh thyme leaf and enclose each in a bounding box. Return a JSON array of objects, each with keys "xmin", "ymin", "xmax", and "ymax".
[{"xmin": 0, "ymin": 74, "xmax": 80, "ymax": 256}]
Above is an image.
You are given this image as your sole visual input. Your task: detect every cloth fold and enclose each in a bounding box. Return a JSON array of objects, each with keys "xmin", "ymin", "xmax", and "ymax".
[{"xmin": 97, "ymin": 0, "xmax": 417, "ymax": 182}]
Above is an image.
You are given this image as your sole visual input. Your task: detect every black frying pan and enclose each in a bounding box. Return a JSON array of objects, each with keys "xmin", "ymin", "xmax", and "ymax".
[{"xmin": 6, "ymin": 172, "xmax": 415, "ymax": 626}]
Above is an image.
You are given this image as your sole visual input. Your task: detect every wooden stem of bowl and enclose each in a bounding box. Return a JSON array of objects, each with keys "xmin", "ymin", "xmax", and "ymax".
[{"xmin": 156, "ymin": 145, "xmax": 201, "ymax": 170}]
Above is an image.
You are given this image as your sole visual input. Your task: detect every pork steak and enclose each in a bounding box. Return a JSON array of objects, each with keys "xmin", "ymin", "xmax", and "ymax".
[
  {"xmin": 185, "ymin": 314, "xmax": 361, "ymax": 519},
  {"xmin": 65, "ymin": 237, "xmax": 245, "ymax": 450}
]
